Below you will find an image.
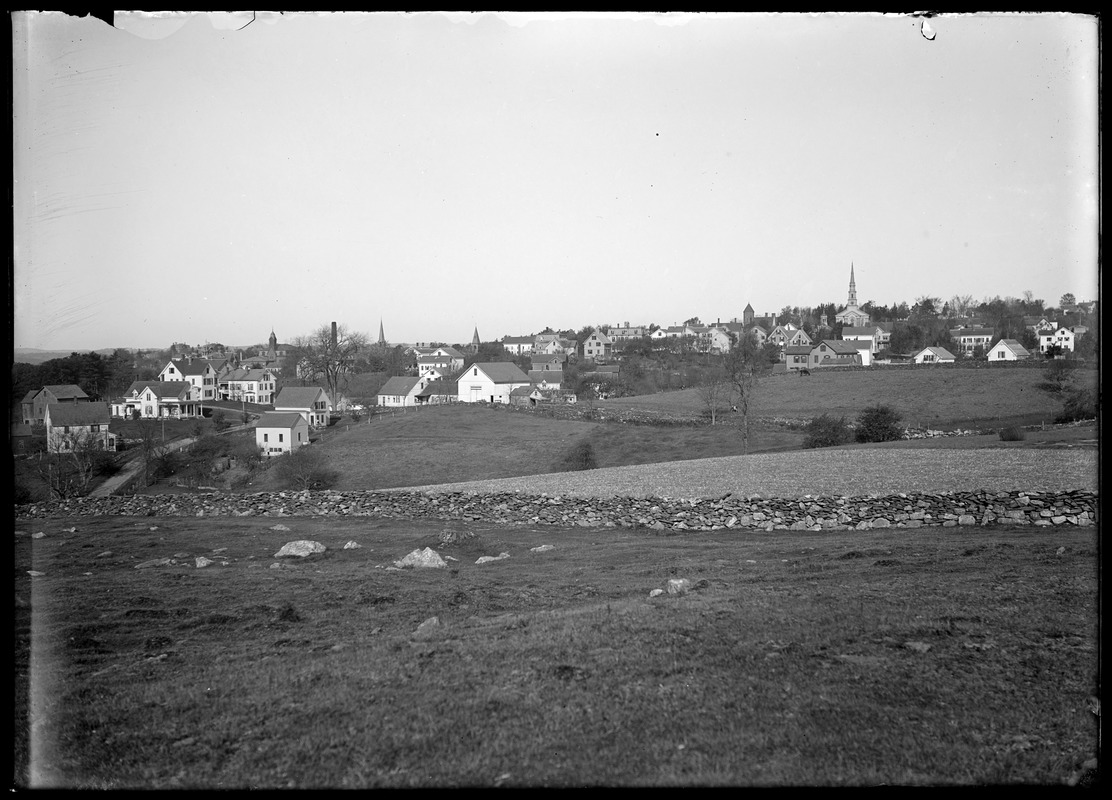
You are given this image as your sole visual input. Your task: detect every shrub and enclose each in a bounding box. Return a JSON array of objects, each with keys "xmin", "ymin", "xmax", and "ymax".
[
  {"xmin": 213, "ymin": 411, "xmax": 230, "ymax": 432},
  {"xmin": 998, "ymin": 426, "xmax": 1026, "ymax": 441},
  {"xmin": 854, "ymin": 404, "xmax": 903, "ymax": 443},
  {"xmin": 559, "ymin": 439, "xmax": 597, "ymax": 471},
  {"xmin": 1057, "ymin": 387, "xmax": 1096, "ymax": 423},
  {"xmin": 274, "ymin": 446, "xmax": 340, "ymax": 490},
  {"xmin": 804, "ymin": 414, "xmax": 853, "ymax": 448}
]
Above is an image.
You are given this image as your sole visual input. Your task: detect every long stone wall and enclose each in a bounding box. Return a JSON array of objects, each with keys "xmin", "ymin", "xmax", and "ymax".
[{"xmin": 15, "ymin": 488, "xmax": 1097, "ymax": 531}]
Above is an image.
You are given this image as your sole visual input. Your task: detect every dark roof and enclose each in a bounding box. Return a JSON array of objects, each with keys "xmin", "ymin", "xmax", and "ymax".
[
  {"xmin": 256, "ymin": 412, "xmax": 307, "ymax": 429},
  {"xmin": 126, "ymin": 381, "xmax": 194, "ymax": 400},
  {"xmin": 46, "ymin": 402, "xmax": 110, "ymax": 427},
  {"xmin": 43, "ymin": 385, "xmax": 90, "ymax": 400},
  {"xmin": 274, "ymin": 387, "xmax": 329, "ymax": 408},
  {"xmin": 416, "ymin": 380, "xmax": 457, "ymax": 397}
]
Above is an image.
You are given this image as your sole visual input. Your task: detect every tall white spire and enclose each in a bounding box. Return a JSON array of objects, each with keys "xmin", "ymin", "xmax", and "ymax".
[{"xmin": 847, "ymin": 263, "xmax": 858, "ymax": 308}]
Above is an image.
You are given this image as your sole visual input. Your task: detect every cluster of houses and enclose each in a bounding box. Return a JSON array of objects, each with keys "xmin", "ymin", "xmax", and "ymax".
[{"xmin": 15, "ymin": 268, "xmax": 1094, "ymax": 461}]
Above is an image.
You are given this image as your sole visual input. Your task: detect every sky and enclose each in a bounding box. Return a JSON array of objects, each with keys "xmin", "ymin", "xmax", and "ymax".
[{"xmin": 12, "ymin": 11, "xmax": 1100, "ymax": 352}]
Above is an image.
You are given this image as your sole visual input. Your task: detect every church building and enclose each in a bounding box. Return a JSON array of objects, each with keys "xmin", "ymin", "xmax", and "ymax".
[{"xmin": 834, "ymin": 264, "xmax": 871, "ymax": 326}]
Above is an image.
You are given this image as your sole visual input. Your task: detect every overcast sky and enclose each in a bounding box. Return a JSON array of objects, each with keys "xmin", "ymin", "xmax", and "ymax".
[{"xmin": 12, "ymin": 11, "xmax": 1099, "ymax": 352}]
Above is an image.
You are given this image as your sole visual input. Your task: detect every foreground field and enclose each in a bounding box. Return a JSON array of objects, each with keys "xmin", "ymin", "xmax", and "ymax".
[{"xmin": 15, "ymin": 516, "xmax": 1099, "ymax": 787}]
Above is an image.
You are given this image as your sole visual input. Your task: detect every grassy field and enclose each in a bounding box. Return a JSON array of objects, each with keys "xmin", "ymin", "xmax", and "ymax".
[
  {"xmin": 604, "ymin": 365, "xmax": 1095, "ymax": 430},
  {"xmin": 15, "ymin": 516, "xmax": 1100, "ymax": 788}
]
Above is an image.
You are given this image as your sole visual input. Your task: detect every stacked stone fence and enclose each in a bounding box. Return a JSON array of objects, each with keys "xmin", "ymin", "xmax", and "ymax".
[{"xmin": 16, "ymin": 488, "xmax": 1097, "ymax": 531}]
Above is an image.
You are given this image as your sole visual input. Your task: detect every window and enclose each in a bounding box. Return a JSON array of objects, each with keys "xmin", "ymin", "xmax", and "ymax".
[
  {"xmin": 279, "ymin": 434, "xmax": 284, "ymax": 442},
  {"xmin": 264, "ymin": 433, "xmax": 269, "ymax": 442}
]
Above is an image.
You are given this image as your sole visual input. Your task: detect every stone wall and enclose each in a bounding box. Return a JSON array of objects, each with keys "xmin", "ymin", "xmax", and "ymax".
[{"xmin": 15, "ymin": 488, "xmax": 1097, "ymax": 532}]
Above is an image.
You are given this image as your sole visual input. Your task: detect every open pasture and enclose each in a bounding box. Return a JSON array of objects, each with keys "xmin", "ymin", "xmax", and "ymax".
[
  {"xmin": 15, "ymin": 515, "xmax": 1100, "ymax": 788},
  {"xmin": 603, "ymin": 365, "xmax": 1092, "ymax": 431}
]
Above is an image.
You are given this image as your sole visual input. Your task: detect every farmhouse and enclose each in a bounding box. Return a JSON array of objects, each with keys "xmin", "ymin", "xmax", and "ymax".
[
  {"xmin": 21, "ymin": 384, "xmax": 90, "ymax": 426},
  {"xmin": 581, "ymin": 329, "xmax": 613, "ymax": 362},
  {"xmin": 158, "ymin": 358, "xmax": 219, "ymax": 401},
  {"xmin": 808, "ymin": 340, "xmax": 863, "ymax": 369},
  {"xmin": 949, "ymin": 327, "xmax": 996, "ymax": 356},
  {"xmin": 781, "ymin": 345, "xmax": 812, "ymax": 373},
  {"xmin": 1038, "ymin": 327, "xmax": 1075, "ymax": 354},
  {"xmin": 377, "ymin": 376, "xmax": 424, "ymax": 408},
  {"xmin": 117, "ymin": 381, "xmax": 203, "ymax": 419},
  {"xmin": 501, "ymin": 336, "xmax": 535, "ymax": 356},
  {"xmin": 457, "ymin": 363, "xmax": 532, "ymax": 404},
  {"xmin": 219, "ymin": 368, "xmax": 278, "ymax": 405},
  {"xmin": 255, "ymin": 411, "xmax": 310, "ymax": 457},
  {"xmin": 44, "ymin": 402, "xmax": 116, "ymax": 453}
]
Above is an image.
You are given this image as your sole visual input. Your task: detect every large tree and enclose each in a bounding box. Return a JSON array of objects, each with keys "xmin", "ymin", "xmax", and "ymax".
[
  {"xmin": 724, "ymin": 334, "xmax": 766, "ymax": 453},
  {"xmin": 290, "ymin": 322, "xmax": 369, "ymax": 402}
]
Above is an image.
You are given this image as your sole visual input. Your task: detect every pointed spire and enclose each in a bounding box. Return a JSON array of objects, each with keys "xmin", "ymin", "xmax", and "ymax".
[
  {"xmin": 847, "ymin": 263, "xmax": 858, "ymax": 308},
  {"xmin": 378, "ymin": 318, "xmax": 386, "ymax": 346},
  {"xmin": 471, "ymin": 326, "xmax": 481, "ymax": 352}
]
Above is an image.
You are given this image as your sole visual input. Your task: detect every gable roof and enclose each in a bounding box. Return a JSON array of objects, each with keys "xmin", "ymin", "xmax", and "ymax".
[
  {"xmin": 378, "ymin": 376, "xmax": 422, "ymax": 396},
  {"xmin": 42, "ymin": 384, "xmax": 90, "ymax": 401},
  {"xmin": 471, "ymin": 362, "xmax": 531, "ymax": 384},
  {"xmin": 46, "ymin": 402, "xmax": 110, "ymax": 427},
  {"xmin": 915, "ymin": 346, "xmax": 956, "ymax": 360},
  {"xmin": 256, "ymin": 411, "xmax": 308, "ymax": 429},
  {"xmin": 501, "ymin": 335, "xmax": 535, "ymax": 345},
  {"xmin": 223, "ymin": 367, "xmax": 272, "ymax": 381},
  {"xmin": 416, "ymin": 379, "xmax": 458, "ymax": 398},
  {"xmin": 841, "ymin": 326, "xmax": 878, "ymax": 336},
  {"xmin": 951, "ymin": 328, "xmax": 996, "ymax": 338},
  {"xmin": 162, "ymin": 358, "xmax": 215, "ymax": 376},
  {"xmin": 813, "ymin": 340, "xmax": 860, "ymax": 356},
  {"xmin": 529, "ymin": 370, "xmax": 564, "ymax": 384},
  {"xmin": 126, "ymin": 381, "xmax": 194, "ymax": 400},
  {"xmin": 274, "ymin": 387, "xmax": 330, "ymax": 408},
  {"xmin": 996, "ymin": 339, "xmax": 1031, "ymax": 356},
  {"xmin": 20, "ymin": 390, "xmax": 39, "ymax": 404}
]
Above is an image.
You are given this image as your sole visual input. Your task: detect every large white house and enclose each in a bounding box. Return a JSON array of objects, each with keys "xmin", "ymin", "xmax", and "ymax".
[
  {"xmin": 158, "ymin": 358, "xmax": 220, "ymax": 401},
  {"xmin": 116, "ymin": 381, "xmax": 203, "ymax": 419},
  {"xmin": 1038, "ymin": 327, "xmax": 1075, "ymax": 354},
  {"xmin": 456, "ymin": 363, "xmax": 531, "ymax": 404}
]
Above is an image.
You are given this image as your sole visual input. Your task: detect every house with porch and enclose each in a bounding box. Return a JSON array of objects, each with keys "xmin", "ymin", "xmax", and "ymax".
[
  {"xmin": 255, "ymin": 411, "xmax": 310, "ymax": 457},
  {"xmin": 158, "ymin": 358, "xmax": 220, "ymax": 401},
  {"xmin": 273, "ymin": 386, "xmax": 332, "ymax": 427},
  {"xmin": 949, "ymin": 327, "xmax": 996, "ymax": 356},
  {"xmin": 44, "ymin": 402, "xmax": 116, "ymax": 453},
  {"xmin": 116, "ymin": 381, "xmax": 203, "ymax": 419}
]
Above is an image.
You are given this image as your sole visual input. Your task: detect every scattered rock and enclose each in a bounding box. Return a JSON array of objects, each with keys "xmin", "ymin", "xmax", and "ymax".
[
  {"xmin": 394, "ymin": 548, "xmax": 447, "ymax": 569},
  {"xmin": 135, "ymin": 558, "xmax": 173, "ymax": 569},
  {"xmin": 903, "ymin": 641, "xmax": 932, "ymax": 653},
  {"xmin": 27, "ymin": 571, "xmax": 45, "ymax": 577},
  {"xmin": 476, "ymin": 552, "xmax": 511, "ymax": 565},
  {"xmin": 173, "ymin": 552, "xmax": 190, "ymax": 559},
  {"xmin": 530, "ymin": 545, "xmax": 555, "ymax": 553},
  {"xmin": 342, "ymin": 541, "xmax": 362, "ymax": 550},
  {"xmin": 63, "ymin": 527, "xmax": 76, "ymax": 533},
  {"xmin": 667, "ymin": 578, "xmax": 692, "ymax": 595},
  {"xmin": 195, "ymin": 557, "xmax": 214, "ymax": 568},
  {"xmin": 32, "ymin": 532, "xmax": 45, "ymax": 539},
  {"xmin": 96, "ymin": 551, "xmax": 113, "ymax": 558},
  {"xmin": 271, "ymin": 524, "xmax": 291, "ymax": 531},
  {"xmin": 649, "ymin": 589, "xmax": 664, "ymax": 597},
  {"xmin": 439, "ymin": 528, "xmax": 476, "ymax": 545},
  {"xmin": 1056, "ymin": 546, "xmax": 1067, "ymax": 556},
  {"xmin": 411, "ymin": 616, "xmax": 441, "ymax": 641},
  {"xmin": 273, "ymin": 540, "xmax": 326, "ymax": 558}
]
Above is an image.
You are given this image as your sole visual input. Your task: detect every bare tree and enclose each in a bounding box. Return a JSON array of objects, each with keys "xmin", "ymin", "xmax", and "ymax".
[
  {"xmin": 291, "ymin": 322, "xmax": 370, "ymax": 403},
  {"xmin": 35, "ymin": 431, "xmax": 111, "ymax": 499},
  {"xmin": 725, "ymin": 335, "xmax": 766, "ymax": 453},
  {"xmin": 696, "ymin": 366, "xmax": 733, "ymax": 425}
]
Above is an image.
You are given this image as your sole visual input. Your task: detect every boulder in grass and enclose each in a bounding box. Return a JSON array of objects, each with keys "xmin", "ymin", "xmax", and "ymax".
[
  {"xmin": 342, "ymin": 541, "xmax": 362, "ymax": 550},
  {"xmin": 393, "ymin": 548, "xmax": 447, "ymax": 569},
  {"xmin": 195, "ymin": 557, "xmax": 214, "ymax": 568},
  {"xmin": 412, "ymin": 616, "xmax": 441, "ymax": 641},
  {"xmin": 530, "ymin": 545, "xmax": 555, "ymax": 553},
  {"xmin": 666, "ymin": 578, "xmax": 692, "ymax": 595},
  {"xmin": 476, "ymin": 552, "xmax": 511, "ymax": 565},
  {"xmin": 270, "ymin": 524, "xmax": 291, "ymax": 532},
  {"xmin": 273, "ymin": 540, "xmax": 326, "ymax": 558}
]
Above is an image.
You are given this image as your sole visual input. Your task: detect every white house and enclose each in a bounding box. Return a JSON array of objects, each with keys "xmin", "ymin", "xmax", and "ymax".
[
  {"xmin": 44, "ymin": 402, "xmax": 116, "ymax": 453},
  {"xmin": 273, "ymin": 386, "xmax": 332, "ymax": 427},
  {"xmin": 377, "ymin": 376, "xmax": 424, "ymax": 408},
  {"xmin": 456, "ymin": 362, "xmax": 532, "ymax": 404},
  {"xmin": 218, "ymin": 368, "xmax": 278, "ymax": 405},
  {"xmin": 158, "ymin": 358, "xmax": 219, "ymax": 401},
  {"xmin": 501, "ymin": 336, "xmax": 535, "ymax": 356},
  {"xmin": 841, "ymin": 325, "xmax": 883, "ymax": 354},
  {"xmin": 581, "ymin": 329, "xmax": 613, "ymax": 362},
  {"xmin": 118, "ymin": 381, "xmax": 203, "ymax": 419},
  {"xmin": 988, "ymin": 339, "xmax": 1032, "ymax": 362},
  {"xmin": 1039, "ymin": 327, "xmax": 1075, "ymax": 354},
  {"xmin": 950, "ymin": 327, "xmax": 996, "ymax": 356},
  {"xmin": 255, "ymin": 411, "xmax": 310, "ymax": 457},
  {"xmin": 912, "ymin": 346, "xmax": 957, "ymax": 365}
]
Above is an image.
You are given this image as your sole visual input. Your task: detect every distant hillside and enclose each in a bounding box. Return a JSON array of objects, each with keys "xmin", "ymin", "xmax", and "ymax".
[{"xmin": 13, "ymin": 348, "xmax": 123, "ymax": 365}]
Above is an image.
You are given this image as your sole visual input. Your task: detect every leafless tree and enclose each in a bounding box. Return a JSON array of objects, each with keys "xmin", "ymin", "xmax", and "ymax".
[
  {"xmin": 35, "ymin": 431, "xmax": 111, "ymax": 498},
  {"xmin": 290, "ymin": 322, "xmax": 369, "ymax": 403},
  {"xmin": 725, "ymin": 335, "xmax": 766, "ymax": 453},
  {"xmin": 696, "ymin": 366, "xmax": 733, "ymax": 425}
]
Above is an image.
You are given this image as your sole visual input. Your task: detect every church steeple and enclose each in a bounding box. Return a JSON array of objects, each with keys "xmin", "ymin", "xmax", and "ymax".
[
  {"xmin": 268, "ymin": 329, "xmax": 277, "ymax": 358},
  {"xmin": 847, "ymin": 263, "xmax": 858, "ymax": 308},
  {"xmin": 471, "ymin": 326, "xmax": 481, "ymax": 352},
  {"xmin": 378, "ymin": 319, "xmax": 386, "ymax": 347}
]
